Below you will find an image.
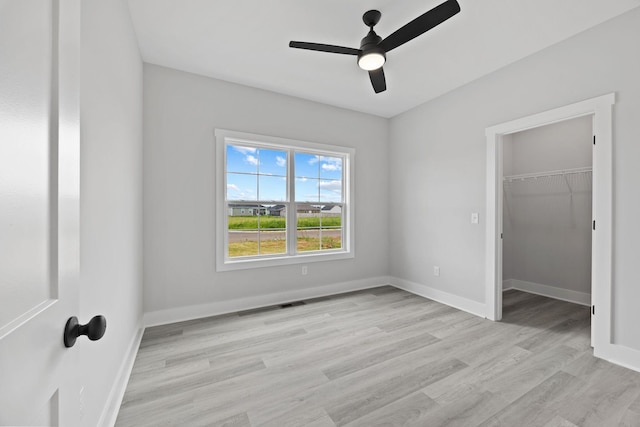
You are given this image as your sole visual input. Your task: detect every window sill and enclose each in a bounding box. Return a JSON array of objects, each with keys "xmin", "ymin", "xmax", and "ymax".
[{"xmin": 216, "ymin": 250, "xmax": 354, "ymax": 272}]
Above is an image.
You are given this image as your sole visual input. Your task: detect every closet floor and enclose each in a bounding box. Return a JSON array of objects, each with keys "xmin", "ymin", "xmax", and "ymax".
[{"xmin": 116, "ymin": 287, "xmax": 640, "ymax": 427}]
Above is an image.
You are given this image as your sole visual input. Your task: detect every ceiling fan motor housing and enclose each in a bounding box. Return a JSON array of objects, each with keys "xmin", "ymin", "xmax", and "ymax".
[{"xmin": 358, "ymin": 30, "xmax": 386, "ymax": 69}]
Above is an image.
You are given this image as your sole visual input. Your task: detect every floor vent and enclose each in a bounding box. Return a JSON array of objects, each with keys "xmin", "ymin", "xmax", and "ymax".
[{"xmin": 280, "ymin": 301, "xmax": 306, "ymax": 309}]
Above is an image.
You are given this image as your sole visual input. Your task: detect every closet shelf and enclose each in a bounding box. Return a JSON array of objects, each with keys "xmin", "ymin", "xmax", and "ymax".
[{"xmin": 503, "ymin": 166, "xmax": 592, "ymax": 182}]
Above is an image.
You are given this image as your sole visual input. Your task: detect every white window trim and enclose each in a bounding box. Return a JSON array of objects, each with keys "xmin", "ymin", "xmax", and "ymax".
[{"xmin": 215, "ymin": 129, "xmax": 355, "ymax": 271}]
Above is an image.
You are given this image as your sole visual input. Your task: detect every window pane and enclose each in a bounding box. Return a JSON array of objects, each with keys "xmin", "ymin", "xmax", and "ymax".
[
  {"xmin": 294, "ymin": 153, "xmax": 319, "ymax": 179},
  {"xmin": 258, "ymin": 149, "xmax": 287, "ymax": 176},
  {"xmin": 227, "ymin": 145, "xmax": 258, "ymax": 174},
  {"xmin": 321, "ymin": 229, "xmax": 342, "ymax": 250},
  {"xmin": 228, "ymin": 228, "xmax": 259, "ymax": 258},
  {"xmin": 297, "ymin": 229, "xmax": 320, "ymax": 252},
  {"xmin": 319, "ymin": 156, "xmax": 342, "ymax": 180},
  {"xmin": 227, "ymin": 173, "xmax": 257, "ymax": 201},
  {"xmin": 259, "ymin": 205, "xmax": 286, "ymax": 255},
  {"xmin": 259, "ymin": 175, "xmax": 286, "ymax": 201},
  {"xmin": 321, "ymin": 205, "xmax": 342, "ymax": 250},
  {"xmin": 321, "ymin": 205, "xmax": 342, "ymax": 225},
  {"xmin": 295, "ymin": 178, "xmax": 319, "ymax": 202},
  {"xmin": 319, "ymin": 179, "xmax": 342, "ymax": 203},
  {"xmin": 297, "ymin": 207, "xmax": 321, "ymax": 252}
]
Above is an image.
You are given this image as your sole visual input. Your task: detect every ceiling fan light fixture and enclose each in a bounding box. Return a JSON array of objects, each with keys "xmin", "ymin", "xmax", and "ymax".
[
  {"xmin": 358, "ymin": 52, "xmax": 385, "ymax": 71},
  {"xmin": 288, "ymin": 0, "xmax": 461, "ymax": 93}
]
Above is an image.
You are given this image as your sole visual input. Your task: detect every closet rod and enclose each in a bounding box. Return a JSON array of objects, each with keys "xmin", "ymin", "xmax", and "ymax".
[{"xmin": 504, "ymin": 166, "xmax": 592, "ymax": 182}]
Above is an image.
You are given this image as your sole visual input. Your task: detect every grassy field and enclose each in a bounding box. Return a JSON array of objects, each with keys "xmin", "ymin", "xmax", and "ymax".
[
  {"xmin": 228, "ymin": 236, "xmax": 342, "ymax": 257},
  {"xmin": 227, "ymin": 216, "xmax": 342, "ymax": 257},
  {"xmin": 228, "ymin": 215, "xmax": 341, "ymax": 230}
]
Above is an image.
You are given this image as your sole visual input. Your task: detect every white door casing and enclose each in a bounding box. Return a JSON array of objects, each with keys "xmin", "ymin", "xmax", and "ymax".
[
  {"xmin": 0, "ymin": 0, "xmax": 81, "ymax": 425},
  {"xmin": 485, "ymin": 93, "xmax": 614, "ymax": 354}
]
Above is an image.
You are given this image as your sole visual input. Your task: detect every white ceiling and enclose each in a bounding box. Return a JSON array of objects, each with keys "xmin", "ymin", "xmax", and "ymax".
[{"xmin": 127, "ymin": 0, "xmax": 640, "ymax": 118}]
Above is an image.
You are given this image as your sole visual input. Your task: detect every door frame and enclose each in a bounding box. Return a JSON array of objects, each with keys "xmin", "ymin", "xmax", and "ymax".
[{"xmin": 484, "ymin": 93, "xmax": 614, "ymax": 352}]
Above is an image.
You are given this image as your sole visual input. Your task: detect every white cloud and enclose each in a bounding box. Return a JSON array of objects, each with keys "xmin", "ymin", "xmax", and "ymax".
[
  {"xmin": 245, "ymin": 155, "xmax": 259, "ymax": 166},
  {"xmin": 321, "ymin": 157, "xmax": 342, "ymax": 172},
  {"xmin": 227, "ymin": 183, "xmax": 256, "ymax": 200},
  {"xmin": 321, "ymin": 163, "xmax": 339, "ymax": 172},
  {"xmin": 296, "ymin": 177, "xmax": 308, "ymax": 182},
  {"xmin": 276, "ymin": 156, "xmax": 286, "ymax": 167},
  {"xmin": 308, "ymin": 155, "xmax": 320, "ymax": 165},
  {"xmin": 232, "ymin": 146, "xmax": 257, "ymax": 155}
]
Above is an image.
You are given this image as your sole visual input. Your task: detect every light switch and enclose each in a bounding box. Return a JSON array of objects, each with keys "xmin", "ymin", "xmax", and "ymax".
[{"xmin": 471, "ymin": 212, "xmax": 479, "ymax": 224}]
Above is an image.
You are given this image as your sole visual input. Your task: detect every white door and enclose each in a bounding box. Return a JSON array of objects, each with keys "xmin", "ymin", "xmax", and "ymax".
[{"xmin": 0, "ymin": 0, "xmax": 81, "ymax": 425}]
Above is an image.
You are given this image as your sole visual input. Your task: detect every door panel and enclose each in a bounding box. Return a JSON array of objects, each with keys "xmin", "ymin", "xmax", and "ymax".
[
  {"xmin": 0, "ymin": 0, "xmax": 53, "ymax": 330},
  {"xmin": 0, "ymin": 0, "xmax": 80, "ymax": 425}
]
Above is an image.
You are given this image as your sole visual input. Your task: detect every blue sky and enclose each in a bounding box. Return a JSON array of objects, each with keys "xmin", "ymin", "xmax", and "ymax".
[{"xmin": 226, "ymin": 145, "xmax": 343, "ymax": 203}]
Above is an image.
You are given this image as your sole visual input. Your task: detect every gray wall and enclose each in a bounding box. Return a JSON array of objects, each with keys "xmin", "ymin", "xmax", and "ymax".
[
  {"xmin": 389, "ymin": 8, "xmax": 640, "ymax": 350},
  {"xmin": 80, "ymin": 0, "xmax": 143, "ymax": 425},
  {"xmin": 503, "ymin": 116, "xmax": 593, "ymax": 294},
  {"xmin": 143, "ymin": 64, "xmax": 389, "ymax": 316}
]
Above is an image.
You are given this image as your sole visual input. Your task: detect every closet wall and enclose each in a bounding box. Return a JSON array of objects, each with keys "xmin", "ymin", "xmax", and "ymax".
[{"xmin": 503, "ymin": 115, "xmax": 593, "ymax": 303}]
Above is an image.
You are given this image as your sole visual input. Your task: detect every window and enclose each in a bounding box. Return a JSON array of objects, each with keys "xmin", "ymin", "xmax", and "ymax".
[{"xmin": 216, "ymin": 129, "xmax": 354, "ymax": 271}]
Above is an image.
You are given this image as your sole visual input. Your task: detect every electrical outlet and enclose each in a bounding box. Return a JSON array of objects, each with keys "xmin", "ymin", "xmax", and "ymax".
[
  {"xmin": 433, "ymin": 266, "xmax": 440, "ymax": 276},
  {"xmin": 302, "ymin": 265, "xmax": 308, "ymax": 275}
]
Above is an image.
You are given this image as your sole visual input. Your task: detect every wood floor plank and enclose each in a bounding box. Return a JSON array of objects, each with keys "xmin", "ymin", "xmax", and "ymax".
[
  {"xmin": 325, "ymin": 357, "xmax": 467, "ymax": 426},
  {"xmin": 515, "ymin": 309, "xmax": 590, "ymax": 353},
  {"xmin": 558, "ymin": 364, "xmax": 640, "ymax": 427},
  {"xmin": 477, "ymin": 371, "xmax": 586, "ymax": 426},
  {"xmin": 123, "ymin": 358, "xmax": 266, "ymax": 406},
  {"xmin": 213, "ymin": 412, "xmax": 252, "ymax": 427},
  {"xmin": 422, "ymin": 345, "xmax": 532, "ymax": 404},
  {"xmin": 116, "ymin": 287, "xmax": 640, "ymax": 427},
  {"xmin": 321, "ymin": 331, "xmax": 439, "ymax": 380},
  {"xmin": 481, "ymin": 345, "xmax": 582, "ymax": 403},
  {"xmin": 619, "ymin": 409, "xmax": 640, "ymax": 427},
  {"xmin": 411, "ymin": 390, "xmax": 508, "ymax": 427},
  {"xmin": 249, "ymin": 404, "xmax": 333, "ymax": 427},
  {"xmin": 342, "ymin": 391, "xmax": 438, "ymax": 427},
  {"xmin": 542, "ymin": 415, "xmax": 579, "ymax": 427}
]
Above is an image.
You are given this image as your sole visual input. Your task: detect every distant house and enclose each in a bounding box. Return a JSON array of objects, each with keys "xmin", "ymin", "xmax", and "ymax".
[
  {"xmin": 321, "ymin": 205, "xmax": 342, "ymax": 215},
  {"xmin": 296, "ymin": 203, "xmax": 322, "ymax": 214},
  {"xmin": 228, "ymin": 204, "xmax": 266, "ymax": 216},
  {"xmin": 267, "ymin": 205, "xmax": 286, "ymax": 216},
  {"xmin": 295, "ymin": 204, "xmax": 342, "ymax": 217}
]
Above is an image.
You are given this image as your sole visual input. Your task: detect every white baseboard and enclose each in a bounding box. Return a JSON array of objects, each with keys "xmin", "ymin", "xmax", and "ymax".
[
  {"xmin": 389, "ymin": 277, "xmax": 486, "ymax": 318},
  {"xmin": 143, "ymin": 276, "xmax": 391, "ymax": 327},
  {"xmin": 503, "ymin": 279, "xmax": 591, "ymax": 307},
  {"xmin": 595, "ymin": 342, "xmax": 640, "ymax": 373},
  {"xmin": 502, "ymin": 279, "xmax": 514, "ymax": 291},
  {"xmin": 99, "ymin": 322, "xmax": 145, "ymax": 427}
]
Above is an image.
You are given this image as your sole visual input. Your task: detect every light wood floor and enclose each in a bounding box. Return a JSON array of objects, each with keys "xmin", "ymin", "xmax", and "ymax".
[{"xmin": 116, "ymin": 287, "xmax": 640, "ymax": 426}]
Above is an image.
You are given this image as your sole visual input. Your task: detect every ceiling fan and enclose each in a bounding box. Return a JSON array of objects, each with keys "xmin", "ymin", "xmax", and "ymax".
[{"xmin": 289, "ymin": 0, "xmax": 461, "ymax": 94}]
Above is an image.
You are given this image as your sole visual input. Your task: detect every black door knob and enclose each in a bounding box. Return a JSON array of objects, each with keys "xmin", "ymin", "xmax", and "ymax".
[{"xmin": 63, "ymin": 315, "xmax": 107, "ymax": 348}]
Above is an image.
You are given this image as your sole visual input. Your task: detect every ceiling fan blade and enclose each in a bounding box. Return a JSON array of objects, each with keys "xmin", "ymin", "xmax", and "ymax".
[
  {"xmin": 289, "ymin": 41, "xmax": 360, "ymax": 55},
  {"xmin": 379, "ymin": 0, "xmax": 460, "ymax": 53},
  {"xmin": 369, "ymin": 68, "xmax": 386, "ymax": 93}
]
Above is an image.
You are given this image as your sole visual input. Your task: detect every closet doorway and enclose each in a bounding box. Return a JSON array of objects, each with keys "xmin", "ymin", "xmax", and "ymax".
[
  {"xmin": 485, "ymin": 93, "xmax": 614, "ymax": 353},
  {"xmin": 502, "ymin": 116, "xmax": 593, "ymax": 337}
]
